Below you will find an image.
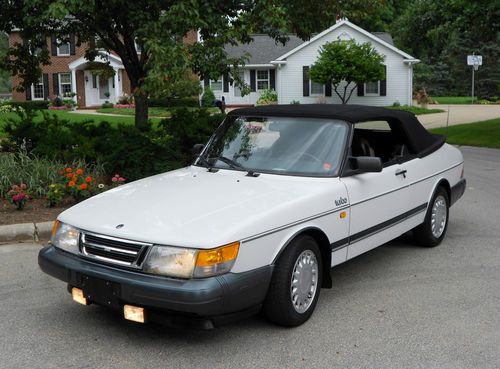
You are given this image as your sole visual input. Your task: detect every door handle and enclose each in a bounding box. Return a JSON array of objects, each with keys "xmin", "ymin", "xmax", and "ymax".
[{"xmin": 395, "ymin": 169, "xmax": 407, "ymax": 178}]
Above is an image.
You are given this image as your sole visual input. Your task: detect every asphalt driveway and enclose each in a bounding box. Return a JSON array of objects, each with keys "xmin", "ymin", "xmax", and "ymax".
[{"xmin": 0, "ymin": 146, "xmax": 498, "ymax": 369}]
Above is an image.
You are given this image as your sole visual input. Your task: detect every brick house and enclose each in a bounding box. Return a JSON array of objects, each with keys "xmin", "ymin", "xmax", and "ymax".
[{"xmin": 9, "ymin": 31, "xmax": 198, "ymax": 108}]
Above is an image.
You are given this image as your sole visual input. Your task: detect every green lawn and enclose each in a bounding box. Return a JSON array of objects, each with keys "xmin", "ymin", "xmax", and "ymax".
[
  {"xmin": 429, "ymin": 118, "xmax": 500, "ymax": 149},
  {"xmin": 389, "ymin": 105, "xmax": 444, "ymax": 115},
  {"xmin": 96, "ymin": 106, "xmax": 219, "ymax": 117},
  {"xmin": 432, "ymin": 96, "xmax": 476, "ymax": 104}
]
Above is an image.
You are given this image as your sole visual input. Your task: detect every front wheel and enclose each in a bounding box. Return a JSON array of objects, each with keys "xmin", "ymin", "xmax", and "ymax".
[
  {"xmin": 263, "ymin": 235, "xmax": 322, "ymax": 326},
  {"xmin": 413, "ymin": 186, "xmax": 450, "ymax": 247}
]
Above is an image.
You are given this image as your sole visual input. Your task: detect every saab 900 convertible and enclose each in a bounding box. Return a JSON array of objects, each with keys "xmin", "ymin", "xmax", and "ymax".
[{"xmin": 39, "ymin": 104, "xmax": 466, "ymax": 328}]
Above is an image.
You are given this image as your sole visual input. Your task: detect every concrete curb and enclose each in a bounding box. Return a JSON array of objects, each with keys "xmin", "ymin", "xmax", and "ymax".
[{"xmin": 0, "ymin": 221, "xmax": 54, "ymax": 243}]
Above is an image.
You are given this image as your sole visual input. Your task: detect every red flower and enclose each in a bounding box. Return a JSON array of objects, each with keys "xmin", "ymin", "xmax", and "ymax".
[
  {"xmin": 59, "ymin": 170, "xmax": 65, "ymax": 175},
  {"xmin": 80, "ymin": 183, "xmax": 88, "ymax": 190},
  {"xmin": 66, "ymin": 168, "xmax": 72, "ymax": 173},
  {"xmin": 66, "ymin": 173, "xmax": 73, "ymax": 178},
  {"xmin": 85, "ymin": 177, "xmax": 92, "ymax": 183}
]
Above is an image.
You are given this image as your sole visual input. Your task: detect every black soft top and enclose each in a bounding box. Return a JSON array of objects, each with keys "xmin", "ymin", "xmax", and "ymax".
[{"xmin": 229, "ymin": 104, "xmax": 444, "ymax": 157}]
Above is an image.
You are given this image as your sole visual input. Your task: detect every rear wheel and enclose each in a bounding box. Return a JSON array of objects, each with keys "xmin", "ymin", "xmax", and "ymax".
[
  {"xmin": 413, "ymin": 186, "xmax": 449, "ymax": 247},
  {"xmin": 263, "ymin": 235, "xmax": 322, "ymax": 326}
]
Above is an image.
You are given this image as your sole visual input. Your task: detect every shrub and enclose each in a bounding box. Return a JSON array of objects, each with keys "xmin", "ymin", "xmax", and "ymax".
[
  {"xmin": 101, "ymin": 102, "xmax": 114, "ymax": 108},
  {"xmin": 160, "ymin": 108, "xmax": 225, "ymax": 165},
  {"xmin": 290, "ymin": 100, "xmax": 301, "ymax": 105},
  {"xmin": 392, "ymin": 100, "xmax": 401, "ymax": 107},
  {"xmin": 201, "ymin": 87, "xmax": 215, "ymax": 108},
  {"xmin": 256, "ymin": 89, "xmax": 278, "ymax": 105},
  {"xmin": 149, "ymin": 96, "xmax": 199, "ymax": 108},
  {"xmin": 4, "ymin": 100, "xmax": 50, "ymax": 110}
]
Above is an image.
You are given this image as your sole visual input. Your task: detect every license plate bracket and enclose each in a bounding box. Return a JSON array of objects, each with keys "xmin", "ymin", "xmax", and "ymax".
[{"xmin": 81, "ymin": 275, "xmax": 121, "ymax": 309}]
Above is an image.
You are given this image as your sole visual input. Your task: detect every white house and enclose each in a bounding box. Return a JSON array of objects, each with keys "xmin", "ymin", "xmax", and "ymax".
[{"xmin": 204, "ymin": 19, "xmax": 419, "ymax": 106}]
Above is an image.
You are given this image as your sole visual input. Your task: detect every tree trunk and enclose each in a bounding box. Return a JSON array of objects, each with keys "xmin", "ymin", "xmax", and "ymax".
[{"xmin": 134, "ymin": 93, "xmax": 149, "ymax": 131}]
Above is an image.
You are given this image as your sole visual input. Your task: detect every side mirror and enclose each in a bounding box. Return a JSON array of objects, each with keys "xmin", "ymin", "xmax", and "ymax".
[
  {"xmin": 343, "ymin": 156, "xmax": 383, "ymax": 176},
  {"xmin": 192, "ymin": 144, "xmax": 205, "ymax": 157}
]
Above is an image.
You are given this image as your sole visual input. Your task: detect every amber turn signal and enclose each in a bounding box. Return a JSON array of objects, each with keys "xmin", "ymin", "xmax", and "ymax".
[{"xmin": 196, "ymin": 242, "xmax": 240, "ymax": 267}]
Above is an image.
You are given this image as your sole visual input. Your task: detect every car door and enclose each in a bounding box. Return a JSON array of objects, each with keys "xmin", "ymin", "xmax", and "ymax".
[{"xmin": 340, "ymin": 122, "xmax": 410, "ymax": 260}]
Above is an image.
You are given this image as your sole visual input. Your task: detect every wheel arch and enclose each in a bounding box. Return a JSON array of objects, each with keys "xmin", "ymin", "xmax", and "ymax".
[
  {"xmin": 272, "ymin": 227, "xmax": 333, "ymax": 289},
  {"xmin": 431, "ymin": 178, "xmax": 451, "ymax": 204}
]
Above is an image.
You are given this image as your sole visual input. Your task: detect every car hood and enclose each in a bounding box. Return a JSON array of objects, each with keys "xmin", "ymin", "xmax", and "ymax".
[{"xmin": 59, "ymin": 166, "xmax": 342, "ymax": 248}]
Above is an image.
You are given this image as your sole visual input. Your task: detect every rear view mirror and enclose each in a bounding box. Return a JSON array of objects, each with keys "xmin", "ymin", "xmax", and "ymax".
[
  {"xmin": 192, "ymin": 144, "xmax": 205, "ymax": 157},
  {"xmin": 343, "ymin": 156, "xmax": 383, "ymax": 176}
]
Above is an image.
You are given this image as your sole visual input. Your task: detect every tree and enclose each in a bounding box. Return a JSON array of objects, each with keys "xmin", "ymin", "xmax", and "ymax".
[
  {"xmin": 309, "ymin": 40, "xmax": 385, "ymax": 104},
  {"xmin": 0, "ymin": 33, "xmax": 10, "ymax": 93},
  {"xmin": 0, "ymin": 0, "xmax": 359, "ymax": 129},
  {"xmin": 392, "ymin": 0, "xmax": 499, "ymax": 97}
]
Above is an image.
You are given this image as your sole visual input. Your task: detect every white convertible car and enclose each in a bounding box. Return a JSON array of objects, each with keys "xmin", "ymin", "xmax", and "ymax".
[{"xmin": 39, "ymin": 104, "xmax": 466, "ymax": 328}]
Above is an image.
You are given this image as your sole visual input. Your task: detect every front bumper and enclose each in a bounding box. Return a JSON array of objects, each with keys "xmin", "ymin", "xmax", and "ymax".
[{"xmin": 39, "ymin": 245, "xmax": 273, "ymax": 326}]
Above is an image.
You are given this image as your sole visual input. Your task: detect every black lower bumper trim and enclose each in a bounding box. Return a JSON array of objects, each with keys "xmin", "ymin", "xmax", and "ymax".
[
  {"xmin": 450, "ymin": 178, "xmax": 466, "ymax": 206},
  {"xmin": 39, "ymin": 246, "xmax": 273, "ymax": 322}
]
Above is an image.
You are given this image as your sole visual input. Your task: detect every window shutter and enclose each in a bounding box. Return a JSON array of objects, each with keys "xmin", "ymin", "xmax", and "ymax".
[
  {"xmin": 325, "ymin": 82, "xmax": 332, "ymax": 97},
  {"xmin": 380, "ymin": 65, "xmax": 387, "ymax": 96},
  {"xmin": 303, "ymin": 66, "xmax": 310, "ymax": 97},
  {"xmin": 43, "ymin": 74, "xmax": 49, "ymax": 99},
  {"xmin": 25, "ymin": 87, "xmax": 32, "ymax": 101},
  {"xmin": 269, "ymin": 69, "xmax": 276, "ymax": 90},
  {"xmin": 204, "ymin": 77, "xmax": 210, "ymax": 88},
  {"xmin": 69, "ymin": 34, "xmax": 76, "ymax": 55},
  {"xmin": 357, "ymin": 82, "xmax": 364, "ymax": 96},
  {"xmin": 51, "ymin": 35, "xmax": 57, "ymax": 56},
  {"xmin": 223, "ymin": 72, "xmax": 229, "ymax": 92},
  {"xmin": 250, "ymin": 69, "xmax": 256, "ymax": 92},
  {"xmin": 53, "ymin": 73, "xmax": 59, "ymax": 96}
]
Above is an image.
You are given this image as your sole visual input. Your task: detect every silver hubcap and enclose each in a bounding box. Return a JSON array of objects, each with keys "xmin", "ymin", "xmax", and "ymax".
[
  {"xmin": 431, "ymin": 195, "xmax": 447, "ymax": 238},
  {"xmin": 290, "ymin": 250, "xmax": 318, "ymax": 314}
]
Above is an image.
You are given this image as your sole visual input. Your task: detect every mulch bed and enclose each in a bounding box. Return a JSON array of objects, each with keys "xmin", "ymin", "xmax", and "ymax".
[{"xmin": 0, "ymin": 198, "xmax": 71, "ymax": 226}]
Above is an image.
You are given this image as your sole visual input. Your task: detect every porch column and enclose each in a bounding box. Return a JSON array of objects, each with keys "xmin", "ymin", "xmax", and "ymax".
[
  {"xmin": 113, "ymin": 68, "xmax": 120, "ymax": 103},
  {"xmin": 71, "ymin": 69, "xmax": 77, "ymax": 104}
]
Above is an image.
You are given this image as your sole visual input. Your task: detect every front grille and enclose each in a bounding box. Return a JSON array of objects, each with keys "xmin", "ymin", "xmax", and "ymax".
[{"xmin": 80, "ymin": 232, "xmax": 151, "ymax": 268}]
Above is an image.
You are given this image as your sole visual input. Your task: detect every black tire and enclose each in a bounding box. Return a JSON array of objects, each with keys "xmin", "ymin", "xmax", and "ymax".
[
  {"xmin": 413, "ymin": 186, "xmax": 450, "ymax": 247},
  {"xmin": 263, "ymin": 235, "xmax": 322, "ymax": 327}
]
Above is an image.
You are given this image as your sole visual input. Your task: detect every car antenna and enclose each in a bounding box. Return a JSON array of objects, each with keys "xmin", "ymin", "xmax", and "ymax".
[{"xmin": 445, "ymin": 106, "xmax": 450, "ymax": 139}]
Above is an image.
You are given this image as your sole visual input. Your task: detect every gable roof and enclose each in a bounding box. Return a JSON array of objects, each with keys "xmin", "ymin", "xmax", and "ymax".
[
  {"xmin": 274, "ymin": 19, "xmax": 417, "ymax": 62},
  {"xmin": 224, "ymin": 35, "xmax": 304, "ymax": 65}
]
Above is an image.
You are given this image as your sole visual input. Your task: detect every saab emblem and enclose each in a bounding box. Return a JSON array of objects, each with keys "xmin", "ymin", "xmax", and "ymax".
[{"xmin": 335, "ymin": 197, "xmax": 348, "ymax": 206}]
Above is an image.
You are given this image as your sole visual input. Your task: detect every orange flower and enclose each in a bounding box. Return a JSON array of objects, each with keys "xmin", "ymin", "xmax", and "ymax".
[
  {"xmin": 72, "ymin": 175, "xmax": 77, "ymax": 181},
  {"xmin": 66, "ymin": 168, "xmax": 72, "ymax": 173},
  {"xmin": 68, "ymin": 181, "xmax": 75, "ymax": 187},
  {"xmin": 85, "ymin": 177, "xmax": 92, "ymax": 183},
  {"xmin": 76, "ymin": 168, "xmax": 84, "ymax": 175},
  {"xmin": 80, "ymin": 183, "xmax": 88, "ymax": 190},
  {"xmin": 66, "ymin": 173, "xmax": 73, "ymax": 178}
]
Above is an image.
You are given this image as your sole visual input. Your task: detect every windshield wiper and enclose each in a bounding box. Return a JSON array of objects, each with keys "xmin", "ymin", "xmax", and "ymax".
[
  {"xmin": 210, "ymin": 155, "xmax": 245, "ymax": 170},
  {"xmin": 196, "ymin": 156, "xmax": 219, "ymax": 172}
]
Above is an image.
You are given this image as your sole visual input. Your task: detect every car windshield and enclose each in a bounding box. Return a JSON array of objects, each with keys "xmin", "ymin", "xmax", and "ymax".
[{"xmin": 197, "ymin": 116, "xmax": 349, "ymax": 176}]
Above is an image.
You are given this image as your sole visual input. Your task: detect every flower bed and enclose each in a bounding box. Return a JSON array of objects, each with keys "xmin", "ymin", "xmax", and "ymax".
[
  {"xmin": 48, "ymin": 106, "xmax": 70, "ymax": 110},
  {"xmin": 113, "ymin": 104, "xmax": 135, "ymax": 109}
]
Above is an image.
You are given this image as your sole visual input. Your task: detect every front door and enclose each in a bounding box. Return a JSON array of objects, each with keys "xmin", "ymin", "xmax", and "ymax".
[
  {"xmin": 341, "ymin": 164, "xmax": 410, "ymax": 259},
  {"xmin": 84, "ymin": 71, "xmax": 115, "ymax": 107}
]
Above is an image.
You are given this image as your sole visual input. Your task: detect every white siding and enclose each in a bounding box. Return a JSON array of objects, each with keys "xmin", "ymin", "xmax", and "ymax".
[{"xmin": 278, "ymin": 24, "xmax": 412, "ymax": 106}]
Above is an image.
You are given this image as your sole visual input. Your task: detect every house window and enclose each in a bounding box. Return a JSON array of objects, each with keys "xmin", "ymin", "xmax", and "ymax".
[
  {"xmin": 59, "ymin": 73, "xmax": 72, "ymax": 96},
  {"xmin": 31, "ymin": 77, "xmax": 44, "ymax": 100},
  {"xmin": 210, "ymin": 77, "xmax": 223, "ymax": 91},
  {"xmin": 257, "ymin": 70, "xmax": 269, "ymax": 90},
  {"xmin": 365, "ymin": 81, "xmax": 380, "ymax": 95},
  {"xmin": 56, "ymin": 38, "xmax": 71, "ymax": 56},
  {"xmin": 310, "ymin": 80, "xmax": 324, "ymax": 95}
]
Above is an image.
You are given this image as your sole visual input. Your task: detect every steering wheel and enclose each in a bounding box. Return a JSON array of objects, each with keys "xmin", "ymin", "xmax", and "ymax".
[{"xmin": 299, "ymin": 152, "xmax": 322, "ymax": 164}]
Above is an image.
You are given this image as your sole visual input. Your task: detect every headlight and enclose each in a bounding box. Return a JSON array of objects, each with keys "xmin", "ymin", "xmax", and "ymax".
[
  {"xmin": 51, "ymin": 220, "xmax": 80, "ymax": 254},
  {"xmin": 143, "ymin": 241, "xmax": 240, "ymax": 279}
]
